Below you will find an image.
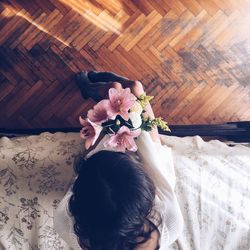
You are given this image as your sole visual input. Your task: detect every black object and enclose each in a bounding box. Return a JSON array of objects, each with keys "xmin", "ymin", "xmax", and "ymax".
[
  {"xmin": 75, "ymin": 71, "xmax": 103, "ymax": 101},
  {"xmin": 88, "ymin": 71, "xmax": 133, "ymax": 84},
  {"xmin": 1, "ymin": 122, "xmax": 250, "ymax": 142},
  {"xmin": 75, "ymin": 71, "xmax": 135, "ymax": 102}
]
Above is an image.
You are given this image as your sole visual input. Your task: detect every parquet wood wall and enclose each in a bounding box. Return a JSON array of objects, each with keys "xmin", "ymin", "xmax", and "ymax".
[{"xmin": 0, "ymin": 0, "xmax": 250, "ymax": 129}]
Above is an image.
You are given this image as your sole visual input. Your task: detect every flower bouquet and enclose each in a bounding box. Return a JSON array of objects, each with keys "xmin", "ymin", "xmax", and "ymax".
[{"xmin": 79, "ymin": 87, "xmax": 170, "ymax": 152}]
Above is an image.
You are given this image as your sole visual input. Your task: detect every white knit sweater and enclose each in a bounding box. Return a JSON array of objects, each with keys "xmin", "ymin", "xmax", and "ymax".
[{"xmin": 53, "ymin": 131, "xmax": 184, "ymax": 249}]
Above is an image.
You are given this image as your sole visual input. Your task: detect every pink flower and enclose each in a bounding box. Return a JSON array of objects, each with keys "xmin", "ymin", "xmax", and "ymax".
[
  {"xmin": 108, "ymin": 88, "xmax": 137, "ymax": 121},
  {"xmin": 104, "ymin": 126, "xmax": 141, "ymax": 152},
  {"xmin": 79, "ymin": 116, "xmax": 102, "ymax": 149},
  {"xmin": 87, "ymin": 100, "xmax": 111, "ymax": 124}
]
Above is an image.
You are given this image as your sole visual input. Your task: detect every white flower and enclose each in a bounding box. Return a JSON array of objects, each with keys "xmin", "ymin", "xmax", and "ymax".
[
  {"xmin": 130, "ymin": 101, "xmax": 143, "ymax": 114},
  {"xmin": 129, "ymin": 112, "xmax": 142, "ymax": 128}
]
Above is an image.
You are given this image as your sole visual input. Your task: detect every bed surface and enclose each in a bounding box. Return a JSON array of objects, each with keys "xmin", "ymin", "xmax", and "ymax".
[{"xmin": 0, "ymin": 132, "xmax": 249, "ymax": 249}]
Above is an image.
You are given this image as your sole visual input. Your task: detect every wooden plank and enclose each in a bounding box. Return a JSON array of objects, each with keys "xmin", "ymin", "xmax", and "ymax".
[
  {"xmin": 123, "ymin": 10, "xmax": 162, "ymax": 51},
  {"xmin": 0, "ymin": 0, "xmax": 250, "ymax": 129},
  {"xmin": 180, "ymin": 0, "xmax": 203, "ymax": 16}
]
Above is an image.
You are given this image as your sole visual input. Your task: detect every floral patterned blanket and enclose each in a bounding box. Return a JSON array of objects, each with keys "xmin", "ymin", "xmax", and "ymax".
[{"xmin": 0, "ymin": 132, "xmax": 249, "ymax": 250}]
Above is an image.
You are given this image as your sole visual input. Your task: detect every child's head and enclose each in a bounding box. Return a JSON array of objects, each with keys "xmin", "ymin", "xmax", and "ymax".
[{"xmin": 69, "ymin": 151, "xmax": 157, "ymax": 250}]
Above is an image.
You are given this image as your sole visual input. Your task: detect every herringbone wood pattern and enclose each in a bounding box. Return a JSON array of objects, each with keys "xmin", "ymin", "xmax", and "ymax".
[{"xmin": 0, "ymin": 0, "xmax": 250, "ymax": 129}]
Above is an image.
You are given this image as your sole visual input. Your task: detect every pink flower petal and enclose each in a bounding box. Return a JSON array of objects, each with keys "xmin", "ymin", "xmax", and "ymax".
[
  {"xmin": 117, "ymin": 125, "xmax": 130, "ymax": 134},
  {"xmin": 123, "ymin": 136, "xmax": 137, "ymax": 152},
  {"xmin": 80, "ymin": 129, "xmax": 86, "ymax": 139},
  {"xmin": 104, "ymin": 134, "xmax": 123, "ymax": 150},
  {"xmin": 79, "ymin": 117, "xmax": 102, "ymax": 150},
  {"xmin": 123, "ymin": 88, "xmax": 130, "ymax": 97},
  {"xmin": 87, "ymin": 100, "xmax": 111, "ymax": 124},
  {"xmin": 119, "ymin": 110, "xmax": 130, "ymax": 121},
  {"xmin": 108, "ymin": 88, "xmax": 118, "ymax": 104},
  {"xmin": 123, "ymin": 88, "xmax": 137, "ymax": 101},
  {"xmin": 107, "ymin": 110, "xmax": 117, "ymax": 120},
  {"xmin": 122, "ymin": 98, "xmax": 135, "ymax": 106},
  {"xmin": 108, "ymin": 87, "xmax": 137, "ymax": 121},
  {"xmin": 104, "ymin": 126, "xmax": 140, "ymax": 152},
  {"xmin": 79, "ymin": 116, "xmax": 88, "ymax": 126},
  {"xmin": 123, "ymin": 89, "xmax": 136, "ymax": 104}
]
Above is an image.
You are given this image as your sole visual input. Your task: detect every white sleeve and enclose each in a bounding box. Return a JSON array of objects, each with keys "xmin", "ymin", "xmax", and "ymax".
[
  {"xmin": 136, "ymin": 131, "xmax": 184, "ymax": 245},
  {"xmin": 53, "ymin": 188, "xmax": 83, "ymax": 250}
]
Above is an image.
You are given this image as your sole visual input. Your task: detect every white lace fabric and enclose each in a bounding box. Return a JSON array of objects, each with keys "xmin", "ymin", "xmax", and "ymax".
[{"xmin": 53, "ymin": 131, "xmax": 184, "ymax": 249}]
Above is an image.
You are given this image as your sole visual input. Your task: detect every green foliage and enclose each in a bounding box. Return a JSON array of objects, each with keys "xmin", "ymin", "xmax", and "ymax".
[
  {"xmin": 141, "ymin": 116, "xmax": 171, "ymax": 132},
  {"xmin": 152, "ymin": 117, "xmax": 171, "ymax": 131}
]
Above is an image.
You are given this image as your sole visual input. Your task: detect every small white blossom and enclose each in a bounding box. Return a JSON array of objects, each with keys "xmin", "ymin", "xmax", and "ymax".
[
  {"xmin": 129, "ymin": 112, "xmax": 142, "ymax": 128},
  {"xmin": 130, "ymin": 101, "xmax": 143, "ymax": 114}
]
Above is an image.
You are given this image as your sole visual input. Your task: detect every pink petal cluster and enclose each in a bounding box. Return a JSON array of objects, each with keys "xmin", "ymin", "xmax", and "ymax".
[
  {"xmin": 87, "ymin": 100, "xmax": 111, "ymax": 124},
  {"xmin": 79, "ymin": 87, "xmax": 140, "ymax": 151},
  {"xmin": 108, "ymin": 88, "xmax": 137, "ymax": 121},
  {"xmin": 79, "ymin": 116, "xmax": 102, "ymax": 149},
  {"xmin": 104, "ymin": 126, "xmax": 141, "ymax": 152}
]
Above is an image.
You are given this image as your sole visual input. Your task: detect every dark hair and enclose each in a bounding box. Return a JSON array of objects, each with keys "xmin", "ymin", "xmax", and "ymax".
[{"xmin": 69, "ymin": 151, "xmax": 159, "ymax": 250}]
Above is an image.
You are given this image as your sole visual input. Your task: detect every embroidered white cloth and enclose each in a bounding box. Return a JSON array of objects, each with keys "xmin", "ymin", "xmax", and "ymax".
[
  {"xmin": 0, "ymin": 132, "xmax": 249, "ymax": 249},
  {"xmin": 53, "ymin": 131, "xmax": 184, "ymax": 249}
]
